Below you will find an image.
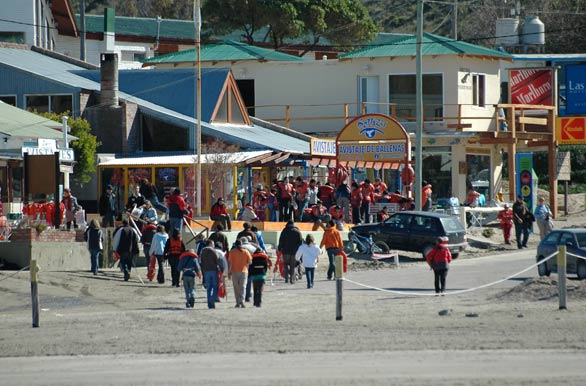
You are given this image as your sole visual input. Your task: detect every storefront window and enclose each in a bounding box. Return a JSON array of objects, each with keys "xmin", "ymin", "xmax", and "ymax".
[
  {"xmin": 183, "ymin": 167, "xmax": 197, "ymax": 211},
  {"xmin": 155, "ymin": 167, "xmax": 179, "ymax": 201},
  {"xmin": 128, "ymin": 168, "xmax": 152, "ymax": 197},
  {"xmin": 466, "ymin": 154, "xmax": 491, "ymax": 201},
  {"xmin": 422, "ymin": 147, "xmax": 452, "ymax": 199},
  {"xmin": 101, "ymin": 168, "xmax": 125, "ymax": 216}
]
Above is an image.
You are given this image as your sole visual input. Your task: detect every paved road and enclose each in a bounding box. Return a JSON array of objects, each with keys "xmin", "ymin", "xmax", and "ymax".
[
  {"xmin": 345, "ymin": 248, "xmax": 538, "ymax": 297},
  {"xmin": 1, "ymin": 350, "xmax": 583, "ymax": 386}
]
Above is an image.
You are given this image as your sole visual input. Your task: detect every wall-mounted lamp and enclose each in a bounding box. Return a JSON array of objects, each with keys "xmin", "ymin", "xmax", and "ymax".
[
  {"xmin": 461, "ymin": 72, "xmax": 470, "ymax": 84},
  {"xmin": 363, "ymin": 63, "xmax": 371, "ymax": 75}
]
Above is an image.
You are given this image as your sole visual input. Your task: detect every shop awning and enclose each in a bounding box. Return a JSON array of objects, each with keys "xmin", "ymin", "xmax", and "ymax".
[{"xmin": 307, "ymin": 158, "xmax": 403, "ymax": 169}]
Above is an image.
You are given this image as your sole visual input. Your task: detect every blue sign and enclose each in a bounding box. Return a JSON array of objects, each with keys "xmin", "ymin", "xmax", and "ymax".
[{"xmin": 566, "ymin": 64, "xmax": 586, "ymax": 115}]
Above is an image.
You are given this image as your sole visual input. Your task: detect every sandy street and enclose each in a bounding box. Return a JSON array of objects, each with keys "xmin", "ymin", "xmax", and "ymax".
[{"xmin": 1, "ymin": 242, "xmax": 586, "ymax": 385}]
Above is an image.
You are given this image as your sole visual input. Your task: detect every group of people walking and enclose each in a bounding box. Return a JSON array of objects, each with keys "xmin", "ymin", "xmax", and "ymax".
[{"xmin": 497, "ymin": 195, "xmax": 553, "ymax": 248}]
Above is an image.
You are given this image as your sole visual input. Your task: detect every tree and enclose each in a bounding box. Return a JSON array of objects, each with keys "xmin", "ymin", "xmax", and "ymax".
[
  {"xmin": 38, "ymin": 112, "xmax": 101, "ymax": 186},
  {"xmin": 201, "ymin": 139, "xmax": 240, "ymax": 202},
  {"xmin": 202, "ymin": 0, "xmax": 377, "ymax": 50}
]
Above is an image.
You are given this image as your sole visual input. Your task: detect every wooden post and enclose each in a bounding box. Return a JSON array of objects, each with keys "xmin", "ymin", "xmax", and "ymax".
[
  {"xmin": 564, "ymin": 180, "xmax": 569, "ymax": 216},
  {"xmin": 335, "ymin": 254, "xmax": 343, "ymax": 321},
  {"xmin": 285, "ymin": 105, "xmax": 291, "ymax": 128},
  {"xmin": 558, "ymin": 245, "xmax": 567, "ymax": 310},
  {"xmin": 30, "ymin": 259, "xmax": 40, "ymax": 328}
]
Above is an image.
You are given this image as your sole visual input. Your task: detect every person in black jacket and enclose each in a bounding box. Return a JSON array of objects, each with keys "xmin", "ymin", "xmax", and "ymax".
[
  {"xmin": 113, "ymin": 219, "xmax": 139, "ymax": 281},
  {"xmin": 84, "ymin": 218, "xmax": 103, "ymax": 275},
  {"xmin": 277, "ymin": 220, "xmax": 303, "ymax": 284},
  {"xmin": 249, "ymin": 248, "xmax": 271, "ymax": 307},
  {"xmin": 99, "ymin": 184, "xmax": 116, "ymax": 227}
]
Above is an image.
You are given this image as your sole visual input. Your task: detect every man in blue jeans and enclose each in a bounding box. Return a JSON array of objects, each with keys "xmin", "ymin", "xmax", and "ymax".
[{"xmin": 199, "ymin": 239, "xmax": 224, "ymax": 309}]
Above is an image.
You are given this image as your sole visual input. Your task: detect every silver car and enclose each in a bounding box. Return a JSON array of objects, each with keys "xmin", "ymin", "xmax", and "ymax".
[{"xmin": 536, "ymin": 229, "xmax": 586, "ymax": 280}]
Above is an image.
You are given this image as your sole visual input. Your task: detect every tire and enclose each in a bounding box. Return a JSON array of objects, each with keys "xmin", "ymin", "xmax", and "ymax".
[
  {"xmin": 537, "ymin": 256, "xmax": 551, "ymax": 277},
  {"xmin": 422, "ymin": 245, "xmax": 434, "ymax": 260},
  {"xmin": 343, "ymin": 240, "xmax": 356, "ymax": 255},
  {"xmin": 577, "ymin": 260, "xmax": 586, "ymax": 280},
  {"xmin": 372, "ymin": 241, "xmax": 390, "ymax": 254}
]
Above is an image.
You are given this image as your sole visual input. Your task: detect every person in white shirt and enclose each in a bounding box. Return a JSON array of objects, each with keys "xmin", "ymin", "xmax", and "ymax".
[{"xmin": 295, "ymin": 234, "xmax": 321, "ymax": 289}]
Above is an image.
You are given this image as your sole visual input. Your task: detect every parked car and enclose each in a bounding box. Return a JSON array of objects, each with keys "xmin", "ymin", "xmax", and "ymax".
[
  {"xmin": 536, "ymin": 229, "xmax": 586, "ymax": 280},
  {"xmin": 350, "ymin": 211, "xmax": 468, "ymax": 259}
]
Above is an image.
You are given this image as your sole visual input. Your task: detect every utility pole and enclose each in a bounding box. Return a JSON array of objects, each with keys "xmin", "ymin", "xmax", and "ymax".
[
  {"xmin": 415, "ymin": 0, "xmax": 424, "ymax": 211},
  {"xmin": 80, "ymin": 0, "xmax": 86, "ymax": 61},
  {"xmin": 451, "ymin": 0, "xmax": 458, "ymax": 40},
  {"xmin": 194, "ymin": 0, "xmax": 202, "ymax": 217}
]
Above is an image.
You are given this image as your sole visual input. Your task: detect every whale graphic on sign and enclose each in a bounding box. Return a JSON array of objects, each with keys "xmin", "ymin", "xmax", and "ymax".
[{"xmin": 357, "ymin": 117, "xmax": 386, "ymax": 139}]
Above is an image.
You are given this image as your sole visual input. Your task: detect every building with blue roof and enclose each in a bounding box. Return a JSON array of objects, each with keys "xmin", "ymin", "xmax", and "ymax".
[{"xmin": 0, "ymin": 43, "xmax": 312, "ymax": 212}]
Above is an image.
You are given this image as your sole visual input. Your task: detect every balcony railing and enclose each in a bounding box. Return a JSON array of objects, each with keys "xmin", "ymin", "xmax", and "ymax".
[{"xmin": 248, "ymin": 102, "xmax": 555, "ymax": 135}]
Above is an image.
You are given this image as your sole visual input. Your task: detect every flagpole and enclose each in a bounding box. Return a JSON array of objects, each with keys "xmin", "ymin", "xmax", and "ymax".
[{"xmin": 195, "ymin": 0, "xmax": 202, "ymax": 216}]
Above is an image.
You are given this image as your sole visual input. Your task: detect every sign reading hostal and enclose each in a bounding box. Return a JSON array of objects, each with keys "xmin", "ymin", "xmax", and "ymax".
[{"xmin": 336, "ymin": 114, "xmax": 410, "ymax": 163}]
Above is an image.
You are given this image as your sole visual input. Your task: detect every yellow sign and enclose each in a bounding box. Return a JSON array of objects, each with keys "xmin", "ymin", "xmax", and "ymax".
[
  {"xmin": 336, "ymin": 114, "xmax": 410, "ymax": 163},
  {"xmin": 556, "ymin": 117, "xmax": 586, "ymax": 144}
]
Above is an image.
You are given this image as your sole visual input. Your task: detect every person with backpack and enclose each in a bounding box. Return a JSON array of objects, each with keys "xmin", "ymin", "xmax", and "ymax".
[
  {"xmin": 277, "ymin": 220, "xmax": 303, "ymax": 284},
  {"xmin": 249, "ymin": 248, "xmax": 271, "ymax": 307},
  {"xmin": 164, "ymin": 228, "xmax": 186, "ymax": 287},
  {"xmin": 113, "ymin": 218, "xmax": 140, "ymax": 282},
  {"xmin": 426, "ymin": 237, "xmax": 453, "ymax": 295},
  {"xmin": 84, "ymin": 218, "xmax": 103, "ymax": 275},
  {"xmin": 200, "ymin": 239, "xmax": 225, "ymax": 309},
  {"xmin": 167, "ymin": 188, "xmax": 188, "ymax": 233},
  {"xmin": 177, "ymin": 249, "xmax": 201, "ymax": 308}
]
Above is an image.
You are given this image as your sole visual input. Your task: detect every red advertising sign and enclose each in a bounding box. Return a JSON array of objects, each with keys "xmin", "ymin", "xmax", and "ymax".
[{"xmin": 509, "ymin": 68, "xmax": 553, "ymax": 106}]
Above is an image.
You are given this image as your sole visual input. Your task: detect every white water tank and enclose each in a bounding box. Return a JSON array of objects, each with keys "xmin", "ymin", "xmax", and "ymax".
[
  {"xmin": 521, "ymin": 16, "xmax": 545, "ymax": 45},
  {"xmin": 496, "ymin": 18, "xmax": 519, "ymax": 46}
]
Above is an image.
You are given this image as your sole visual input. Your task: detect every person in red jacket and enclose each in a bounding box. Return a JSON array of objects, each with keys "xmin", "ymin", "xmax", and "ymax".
[
  {"xmin": 350, "ymin": 182, "xmax": 363, "ymax": 224},
  {"xmin": 210, "ymin": 197, "xmax": 232, "ymax": 231},
  {"xmin": 426, "ymin": 237, "xmax": 453, "ymax": 295},
  {"xmin": 360, "ymin": 179, "xmax": 375, "ymax": 223},
  {"xmin": 497, "ymin": 204, "xmax": 514, "ymax": 244}
]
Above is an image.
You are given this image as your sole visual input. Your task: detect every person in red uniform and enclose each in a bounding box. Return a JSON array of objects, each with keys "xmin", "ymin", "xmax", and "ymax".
[
  {"xmin": 318, "ymin": 182, "xmax": 335, "ymax": 209},
  {"xmin": 329, "ymin": 204, "xmax": 345, "ymax": 230},
  {"xmin": 210, "ymin": 197, "xmax": 232, "ymax": 231},
  {"xmin": 421, "ymin": 181, "xmax": 433, "ymax": 211},
  {"xmin": 426, "ymin": 237, "xmax": 452, "ymax": 295},
  {"xmin": 350, "ymin": 182, "xmax": 363, "ymax": 224},
  {"xmin": 277, "ymin": 179, "xmax": 294, "ymax": 222},
  {"xmin": 376, "ymin": 206, "xmax": 390, "ymax": 222},
  {"xmin": 373, "ymin": 178, "xmax": 388, "ymax": 196},
  {"xmin": 308, "ymin": 201, "xmax": 328, "ymax": 231},
  {"xmin": 164, "ymin": 228, "xmax": 186, "ymax": 287},
  {"xmin": 294, "ymin": 177, "xmax": 310, "ymax": 222},
  {"xmin": 497, "ymin": 203, "xmax": 514, "ymax": 244},
  {"xmin": 360, "ymin": 179, "xmax": 375, "ymax": 223}
]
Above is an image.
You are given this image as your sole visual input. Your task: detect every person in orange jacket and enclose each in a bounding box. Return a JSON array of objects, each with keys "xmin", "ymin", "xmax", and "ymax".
[
  {"xmin": 426, "ymin": 237, "xmax": 452, "ymax": 295},
  {"xmin": 320, "ymin": 220, "xmax": 344, "ymax": 280},
  {"xmin": 497, "ymin": 204, "xmax": 514, "ymax": 244}
]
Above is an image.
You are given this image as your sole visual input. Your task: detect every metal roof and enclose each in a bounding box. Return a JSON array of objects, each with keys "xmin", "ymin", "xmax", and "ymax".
[
  {"xmin": 0, "ymin": 47, "xmax": 310, "ymax": 153},
  {"xmin": 98, "ymin": 150, "xmax": 272, "ymax": 167},
  {"xmin": 141, "ymin": 40, "xmax": 305, "ymax": 65},
  {"xmin": 0, "ymin": 101, "xmax": 77, "ymax": 140},
  {"xmin": 74, "ymin": 68, "xmax": 229, "ymax": 121},
  {"xmin": 512, "ymin": 54, "xmax": 586, "ymax": 62},
  {"xmin": 340, "ymin": 33, "xmax": 512, "ymax": 60},
  {"xmin": 78, "ymin": 14, "xmax": 196, "ymax": 40}
]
